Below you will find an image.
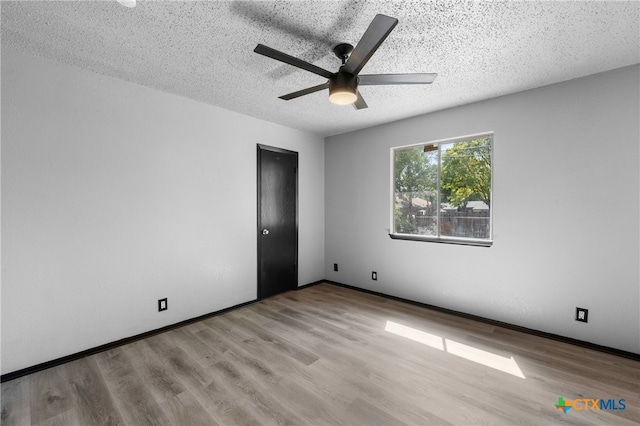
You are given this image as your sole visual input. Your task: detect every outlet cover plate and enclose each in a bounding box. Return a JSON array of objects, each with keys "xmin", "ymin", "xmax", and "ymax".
[
  {"xmin": 576, "ymin": 307, "xmax": 588, "ymax": 323},
  {"xmin": 158, "ymin": 298, "xmax": 168, "ymax": 312}
]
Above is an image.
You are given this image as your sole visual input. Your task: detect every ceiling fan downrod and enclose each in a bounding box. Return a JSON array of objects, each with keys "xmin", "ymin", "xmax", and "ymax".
[{"xmin": 333, "ymin": 43, "xmax": 354, "ymax": 65}]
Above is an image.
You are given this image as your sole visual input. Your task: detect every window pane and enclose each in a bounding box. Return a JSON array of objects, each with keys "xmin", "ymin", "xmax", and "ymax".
[
  {"xmin": 392, "ymin": 134, "xmax": 492, "ymax": 244},
  {"xmin": 440, "ymin": 137, "xmax": 492, "ymax": 239},
  {"xmin": 394, "ymin": 145, "xmax": 438, "ymax": 235}
]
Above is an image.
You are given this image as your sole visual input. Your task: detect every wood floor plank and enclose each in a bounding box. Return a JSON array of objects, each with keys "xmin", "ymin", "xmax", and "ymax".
[
  {"xmin": 140, "ymin": 332, "xmax": 257, "ymax": 424},
  {"xmin": 160, "ymin": 389, "xmax": 218, "ymax": 426},
  {"xmin": 29, "ymin": 366, "xmax": 74, "ymax": 425},
  {"xmin": 145, "ymin": 337, "xmax": 217, "ymax": 391},
  {"xmin": 192, "ymin": 327, "xmax": 232, "ymax": 357},
  {"xmin": 188, "ymin": 370, "xmax": 263, "ymax": 425},
  {"xmin": 165, "ymin": 325, "xmax": 220, "ymax": 368},
  {"xmin": 1, "ymin": 376, "xmax": 31, "ymax": 426},
  {"xmin": 342, "ymin": 397, "xmax": 406, "ymax": 425},
  {"xmin": 209, "ymin": 354, "xmax": 309, "ymax": 425},
  {"xmin": 59, "ymin": 357, "xmax": 124, "ymax": 426},
  {"xmin": 222, "ymin": 314, "xmax": 320, "ymax": 366},
  {"xmin": 202, "ymin": 315, "xmax": 319, "ymax": 389},
  {"xmin": 2, "ymin": 282, "xmax": 638, "ymax": 425},
  {"xmin": 121, "ymin": 339, "xmax": 185, "ymax": 404},
  {"xmin": 262, "ymin": 376, "xmax": 348, "ymax": 425},
  {"xmin": 33, "ymin": 408, "xmax": 81, "ymax": 426},
  {"xmin": 94, "ymin": 348, "xmax": 171, "ymax": 425}
]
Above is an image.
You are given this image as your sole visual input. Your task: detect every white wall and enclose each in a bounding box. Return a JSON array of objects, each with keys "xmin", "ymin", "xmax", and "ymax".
[
  {"xmin": 325, "ymin": 65, "xmax": 640, "ymax": 354},
  {"xmin": 1, "ymin": 48, "xmax": 325, "ymax": 374}
]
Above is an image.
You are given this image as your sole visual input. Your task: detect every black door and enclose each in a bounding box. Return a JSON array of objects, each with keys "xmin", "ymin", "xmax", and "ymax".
[{"xmin": 257, "ymin": 144, "xmax": 298, "ymax": 299}]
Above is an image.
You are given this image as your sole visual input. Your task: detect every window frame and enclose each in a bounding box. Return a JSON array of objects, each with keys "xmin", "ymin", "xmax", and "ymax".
[{"xmin": 389, "ymin": 132, "xmax": 494, "ymax": 247}]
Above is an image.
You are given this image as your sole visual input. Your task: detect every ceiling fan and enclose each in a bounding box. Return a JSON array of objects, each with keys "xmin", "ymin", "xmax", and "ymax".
[{"xmin": 254, "ymin": 14, "xmax": 437, "ymax": 109}]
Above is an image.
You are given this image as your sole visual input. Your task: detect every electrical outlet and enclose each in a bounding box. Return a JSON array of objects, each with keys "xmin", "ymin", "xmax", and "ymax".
[
  {"xmin": 372, "ymin": 271, "xmax": 377, "ymax": 281},
  {"xmin": 576, "ymin": 307, "xmax": 588, "ymax": 323},
  {"xmin": 334, "ymin": 263, "xmax": 338, "ymax": 272},
  {"xmin": 158, "ymin": 298, "xmax": 168, "ymax": 312}
]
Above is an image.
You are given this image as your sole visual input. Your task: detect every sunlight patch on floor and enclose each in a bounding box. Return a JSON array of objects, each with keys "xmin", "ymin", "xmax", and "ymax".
[
  {"xmin": 384, "ymin": 320, "xmax": 526, "ymax": 379},
  {"xmin": 384, "ymin": 320, "xmax": 445, "ymax": 350}
]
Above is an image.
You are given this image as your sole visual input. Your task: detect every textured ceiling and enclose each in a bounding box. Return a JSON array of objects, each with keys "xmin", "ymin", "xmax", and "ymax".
[{"xmin": 2, "ymin": 0, "xmax": 639, "ymax": 136}]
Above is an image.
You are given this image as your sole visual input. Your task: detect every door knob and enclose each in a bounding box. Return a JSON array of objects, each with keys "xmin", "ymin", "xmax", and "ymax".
[{"xmin": 262, "ymin": 229, "xmax": 270, "ymax": 235}]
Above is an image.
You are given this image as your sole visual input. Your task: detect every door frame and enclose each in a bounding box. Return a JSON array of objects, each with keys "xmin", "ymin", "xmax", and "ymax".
[{"xmin": 257, "ymin": 144, "xmax": 299, "ymax": 300}]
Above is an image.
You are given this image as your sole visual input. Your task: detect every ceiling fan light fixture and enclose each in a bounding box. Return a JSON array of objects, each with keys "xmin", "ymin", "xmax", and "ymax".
[
  {"xmin": 329, "ymin": 87, "xmax": 357, "ymax": 105},
  {"xmin": 329, "ymin": 73, "xmax": 358, "ymax": 105}
]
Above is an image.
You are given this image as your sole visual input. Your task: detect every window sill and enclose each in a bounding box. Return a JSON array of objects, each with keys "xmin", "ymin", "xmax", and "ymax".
[{"xmin": 389, "ymin": 233, "xmax": 493, "ymax": 247}]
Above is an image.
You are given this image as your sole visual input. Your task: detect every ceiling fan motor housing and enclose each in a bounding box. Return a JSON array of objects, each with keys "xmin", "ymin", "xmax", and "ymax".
[
  {"xmin": 328, "ymin": 72, "xmax": 358, "ymax": 105},
  {"xmin": 329, "ymin": 72, "xmax": 357, "ymax": 91}
]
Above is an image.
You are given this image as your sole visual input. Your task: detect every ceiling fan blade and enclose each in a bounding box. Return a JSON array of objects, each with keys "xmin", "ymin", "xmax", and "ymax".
[
  {"xmin": 279, "ymin": 82, "xmax": 330, "ymax": 100},
  {"xmin": 254, "ymin": 44, "xmax": 334, "ymax": 79},
  {"xmin": 359, "ymin": 73, "xmax": 438, "ymax": 85},
  {"xmin": 353, "ymin": 91, "xmax": 368, "ymax": 110},
  {"xmin": 343, "ymin": 14, "xmax": 398, "ymax": 76}
]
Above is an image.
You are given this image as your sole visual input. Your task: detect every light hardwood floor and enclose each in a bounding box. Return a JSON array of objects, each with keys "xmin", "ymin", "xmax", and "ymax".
[{"xmin": 2, "ymin": 283, "xmax": 639, "ymax": 425}]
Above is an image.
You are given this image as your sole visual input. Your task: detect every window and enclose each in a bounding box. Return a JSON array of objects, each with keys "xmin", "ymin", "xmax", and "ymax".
[{"xmin": 391, "ymin": 133, "xmax": 493, "ymax": 246}]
